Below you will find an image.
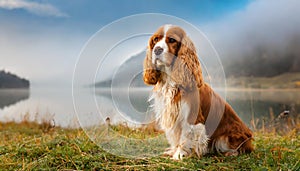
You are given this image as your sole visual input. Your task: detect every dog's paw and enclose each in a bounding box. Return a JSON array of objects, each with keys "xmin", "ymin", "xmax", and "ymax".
[
  {"xmin": 172, "ymin": 148, "xmax": 188, "ymax": 160},
  {"xmin": 163, "ymin": 147, "xmax": 176, "ymax": 157},
  {"xmin": 224, "ymin": 150, "xmax": 239, "ymax": 157}
]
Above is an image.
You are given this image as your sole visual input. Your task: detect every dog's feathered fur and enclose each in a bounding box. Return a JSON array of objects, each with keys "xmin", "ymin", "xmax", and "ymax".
[{"xmin": 143, "ymin": 25, "xmax": 254, "ymax": 159}]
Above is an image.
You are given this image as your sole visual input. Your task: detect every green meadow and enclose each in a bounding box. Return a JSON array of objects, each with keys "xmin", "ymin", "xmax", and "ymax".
[{"xmin": 0, "ymin": 117, "xmax": 299, "ymax": 170}]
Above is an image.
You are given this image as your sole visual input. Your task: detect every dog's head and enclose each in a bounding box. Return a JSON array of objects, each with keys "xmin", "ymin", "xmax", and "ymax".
[{"xmin": 143, "ymin": 25, "xmax": 203, "ymax": 89}]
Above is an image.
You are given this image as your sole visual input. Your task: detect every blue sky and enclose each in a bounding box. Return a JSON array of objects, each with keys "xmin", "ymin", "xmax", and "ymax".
[
  {"xmin": 0, "ymin": 0, "xmax": 251, "ymax": 35},
  {"xmin": 1, "ymin": 0, "xmax": 299, "ymax": 87}
]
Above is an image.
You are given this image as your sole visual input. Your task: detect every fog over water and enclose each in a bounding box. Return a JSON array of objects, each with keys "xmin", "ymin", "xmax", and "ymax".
[{"xmin": 204, "ymin": 0, "xmax": 300, "ymax": 76}]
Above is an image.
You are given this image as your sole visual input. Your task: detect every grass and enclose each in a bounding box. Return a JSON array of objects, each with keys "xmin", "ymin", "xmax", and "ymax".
[{"xmin": 0, "ymin": 118, "xmax": 299, "ymax": 171}]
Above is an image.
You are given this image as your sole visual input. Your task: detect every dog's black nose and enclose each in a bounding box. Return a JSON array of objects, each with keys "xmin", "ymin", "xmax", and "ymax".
[{"xmin": 154, "ymin": 46, "xmax": 163, "ymax": 56}]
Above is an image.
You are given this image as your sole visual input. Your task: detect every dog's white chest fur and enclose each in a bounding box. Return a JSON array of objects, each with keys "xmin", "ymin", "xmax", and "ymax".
[
  {"xmin": 150, "ymin": 82, "xmax": 208, "ymax": 160},
  {"xmin": 152, "ymin": 82, "xmax": 179, "ymax": 130}
]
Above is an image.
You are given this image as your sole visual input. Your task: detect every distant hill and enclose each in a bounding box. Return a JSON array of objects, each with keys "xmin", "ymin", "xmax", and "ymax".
[
  {"xmin": 95, "ymin": 41, "xmax": 300, "ymax": 88},
  {"xmin": 227, "ymin": 72, "xmax": 300, "ymax": 89},
  {"xmin": 0, "ymin": 70, "xmax": 30, "ymax": 88},
  {"xmin": 224, "ymin": 38, "xmax": 300, "ymax": 77},
  {"xmin": 95, "ymin": 79, "xmax": 112, "ymax": 87},
  {"xmin": 95, "ymin": 50, "xmax": 147, "ymax": 88}
]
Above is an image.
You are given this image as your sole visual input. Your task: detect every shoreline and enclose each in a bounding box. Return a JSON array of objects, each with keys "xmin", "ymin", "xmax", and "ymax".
[{"xmin": 224, "ymin": 87, "xmax": 300, "ymax": 91}]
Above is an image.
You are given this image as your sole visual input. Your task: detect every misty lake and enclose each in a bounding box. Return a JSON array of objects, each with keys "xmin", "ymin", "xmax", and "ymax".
[{"xmin": 0, "ymin": 87, "xmax": 299, "ymax": 128}]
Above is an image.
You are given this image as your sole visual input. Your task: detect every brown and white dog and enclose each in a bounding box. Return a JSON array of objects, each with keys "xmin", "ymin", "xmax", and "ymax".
[{"xmin": 143, "ymin": 25, "xmax": 254, "ymax": 160}]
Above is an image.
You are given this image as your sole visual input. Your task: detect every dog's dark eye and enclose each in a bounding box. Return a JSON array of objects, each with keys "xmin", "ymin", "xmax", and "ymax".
[
  {"xmin": 169, "ymin": 37, "xmax": 176, "ymax": 43},
  {"xmin": 153, "ymin": 37, "xmax": 159, "ymax": 43}
]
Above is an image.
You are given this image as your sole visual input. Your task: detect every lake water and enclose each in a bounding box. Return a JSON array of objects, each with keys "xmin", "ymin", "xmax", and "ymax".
[{"xmin": 0, "ymin": 87, "xmax": 299, "ymax": 128}]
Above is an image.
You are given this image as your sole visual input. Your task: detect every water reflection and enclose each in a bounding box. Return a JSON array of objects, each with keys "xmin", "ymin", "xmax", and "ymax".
[
  {"xmin": 0, "ymin": 87, "xmax": 299, "ymax": 128},
  {"xmin": 227, "ymin": 90, "xmax": 300, "ymax": 121},
  {"xmin": 0, "ymin": 89, "xmax": 30, "ymax": 109},
  {"xmin": 95, "ymin": 88, "xmax": 300, "ymax": 127}
]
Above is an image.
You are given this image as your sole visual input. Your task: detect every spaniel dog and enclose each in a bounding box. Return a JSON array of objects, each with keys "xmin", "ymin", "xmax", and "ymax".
[{"xmin": 143, "ymin": 25, "xmax": 254, "ymax": 160}]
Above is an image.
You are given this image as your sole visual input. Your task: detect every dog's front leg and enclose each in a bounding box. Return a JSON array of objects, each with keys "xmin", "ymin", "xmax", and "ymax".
[
  {"xmin": 163, "ymin": 128, "xmax": 181, "ymax": 157},
  {"xmin": 172, "ymin": 123, "xmax": 208, "ymax": 160}
]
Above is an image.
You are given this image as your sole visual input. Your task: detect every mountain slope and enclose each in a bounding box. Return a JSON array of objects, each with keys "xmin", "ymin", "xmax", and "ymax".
[{"xmin": 0, "ymin": 71, "xmax": 30, "ymax": 88}]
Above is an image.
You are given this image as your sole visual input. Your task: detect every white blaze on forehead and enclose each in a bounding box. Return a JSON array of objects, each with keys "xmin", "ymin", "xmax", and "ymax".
[
  {"xmin": 164, "ymin": 24, "xmax": 173, "ymax": 35},
  {"xmin": 152, "ymin": 25, "xmax": 173, "ymax": 64}
]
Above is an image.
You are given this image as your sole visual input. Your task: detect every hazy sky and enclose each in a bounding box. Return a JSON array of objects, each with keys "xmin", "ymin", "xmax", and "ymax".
[{"xmin": 1, "ymin": 0, "xmax": 298, "ymax": 87}]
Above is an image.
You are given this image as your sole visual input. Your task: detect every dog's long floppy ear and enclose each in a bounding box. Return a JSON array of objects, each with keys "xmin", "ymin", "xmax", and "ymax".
[
  {"xmin": 143, "ymin": 46, "xmax": 161, "ymax": 85},
  {"xmin": 170, "ymin": 34, "xmax": 203, "ymax": 90}
]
